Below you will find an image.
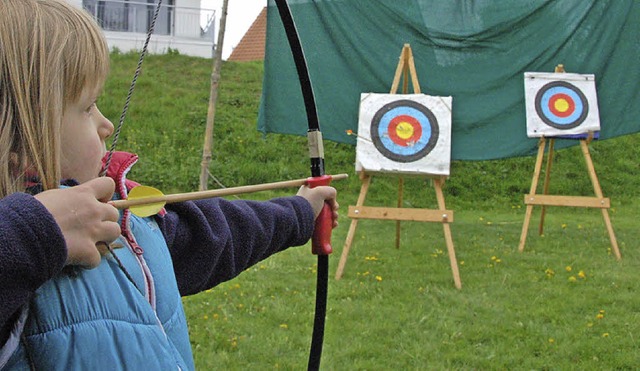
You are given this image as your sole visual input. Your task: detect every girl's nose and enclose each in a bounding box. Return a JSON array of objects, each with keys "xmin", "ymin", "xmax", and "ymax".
[{"xmin": 96, "ymin": 107, "xmax": 114, "ymax": 139}]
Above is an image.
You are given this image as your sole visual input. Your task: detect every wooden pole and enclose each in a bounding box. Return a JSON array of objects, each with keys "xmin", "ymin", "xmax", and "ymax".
[{"xmin": 199, "ymin": 0, "xmax": 229, "ymax": 191}]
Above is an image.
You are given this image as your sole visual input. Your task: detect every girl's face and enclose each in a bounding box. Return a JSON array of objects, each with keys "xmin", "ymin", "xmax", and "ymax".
[{"xmin": 60, "ymin": 86, "xmax": 114, "ymax": 184}]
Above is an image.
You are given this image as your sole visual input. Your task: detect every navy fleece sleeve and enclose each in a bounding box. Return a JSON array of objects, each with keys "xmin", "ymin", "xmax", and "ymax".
[
  {"xmin": 158, "ymin": 196, "xmax": 315, "ymax": 296},
  {"xmin": 0, "ymin": 193, "xmax": 67, "ymax": 345}
]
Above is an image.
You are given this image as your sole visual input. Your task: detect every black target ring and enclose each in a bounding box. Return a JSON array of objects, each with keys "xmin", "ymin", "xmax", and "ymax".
[{"xmin": 534, "ymin": 80, "xmax": 589, "ymax": 130}]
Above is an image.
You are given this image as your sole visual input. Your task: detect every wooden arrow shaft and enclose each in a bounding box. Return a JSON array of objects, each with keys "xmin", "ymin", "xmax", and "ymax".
[{"xmin": 111, "ymin": 173, "xmax": 348, "ymax": 210}]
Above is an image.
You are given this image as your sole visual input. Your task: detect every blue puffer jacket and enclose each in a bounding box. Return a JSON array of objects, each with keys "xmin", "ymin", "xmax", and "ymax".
[
  {"xmin": 4, "ymin": 212, "xmax": 193, "ymax": 370},
  {"xmin": 3, "ymin": 155, "xmax": 193, "ymax": 370}
]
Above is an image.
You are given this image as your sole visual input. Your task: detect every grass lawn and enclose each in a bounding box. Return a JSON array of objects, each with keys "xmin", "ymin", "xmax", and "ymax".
[{"xmin": 105, "ymin": 52, "xmax": 640, "ymax": 370}]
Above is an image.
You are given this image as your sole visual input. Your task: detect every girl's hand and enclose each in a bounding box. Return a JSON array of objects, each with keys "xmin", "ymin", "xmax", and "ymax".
[
  {"xmin": 34, "ymin": 177, "xmax": 121, "ymax": 268},
  {"xmin": 296, "ymin": 185, "xmax": 339, "ymax": 228}
]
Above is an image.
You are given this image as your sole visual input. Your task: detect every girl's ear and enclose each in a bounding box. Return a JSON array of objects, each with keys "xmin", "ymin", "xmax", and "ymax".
[{"xmin": 9, "ymin": 151, "xmax": 28, "ymax": 176}]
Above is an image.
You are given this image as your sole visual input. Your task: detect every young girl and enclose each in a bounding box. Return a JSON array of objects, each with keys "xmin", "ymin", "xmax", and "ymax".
[{"xmin": 0, "ymin": 0, "xmax": 338, "ymax": 369}]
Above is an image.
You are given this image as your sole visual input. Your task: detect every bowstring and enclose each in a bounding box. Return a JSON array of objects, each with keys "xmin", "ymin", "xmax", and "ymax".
[
  {"xmin": 101, "ymin": 0, "xmax": 164, "ymax": 176},
  {"xmin": 99, "ymin": 0, "xmax": 163, "ymax": 282}
]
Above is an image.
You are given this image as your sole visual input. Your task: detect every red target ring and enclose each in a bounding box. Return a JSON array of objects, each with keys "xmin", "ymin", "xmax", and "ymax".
[
  {"xmin": 548, "ymin": 93, "xmax": 575, "ymax": 118},
  {"xmin": 388, "ymin": 115, "xmax": 422, "ymax": 146}
]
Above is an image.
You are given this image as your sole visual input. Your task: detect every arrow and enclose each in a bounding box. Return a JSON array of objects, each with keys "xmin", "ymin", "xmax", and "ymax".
[{"xmin": 110, "ymin": 174, "xmax": 348, "ymax": 217}]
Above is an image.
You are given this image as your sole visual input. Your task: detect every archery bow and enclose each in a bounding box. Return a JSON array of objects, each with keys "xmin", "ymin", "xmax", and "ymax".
[{"xmin": 273, "ymin": 1, "xmax": 333, "ymax": 370}]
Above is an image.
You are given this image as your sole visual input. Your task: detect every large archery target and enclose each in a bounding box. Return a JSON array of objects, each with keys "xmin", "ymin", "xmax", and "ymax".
[
  {"xmin": 524, "ymin": 72, "xmax": 600, "ymax": 137},
  {"xmin": 356, "ymin": 93, "xmax": 452, "ymax": 176}
]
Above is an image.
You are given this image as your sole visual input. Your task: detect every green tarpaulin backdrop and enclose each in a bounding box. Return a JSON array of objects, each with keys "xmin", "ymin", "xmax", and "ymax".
[{"xmin": 257, "ymin": 0, "xmax": 640, "ymax": 160}]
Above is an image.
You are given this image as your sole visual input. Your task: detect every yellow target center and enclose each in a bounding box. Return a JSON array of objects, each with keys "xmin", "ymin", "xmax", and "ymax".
[
  {"xmin": 554, "ymin": 98, "xmax": 570, "ymax": 113},
  {"xmin": 396, "ymin": 122, "xmax": 414, "ymax": 139}
]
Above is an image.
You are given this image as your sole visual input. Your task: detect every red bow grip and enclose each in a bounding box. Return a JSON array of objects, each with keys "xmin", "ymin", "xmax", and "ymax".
[{"xmin": 306, "ymin": 175, "xmax": 333, "ymax": 255}]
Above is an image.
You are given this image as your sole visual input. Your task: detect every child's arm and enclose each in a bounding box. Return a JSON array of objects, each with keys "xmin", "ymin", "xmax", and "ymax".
[
  {"xmin": 159, "ymin": 187, "xmax": 336, "ymax": 296},
  {"xmin": 0, "ymin": 192, "xmax": 67, "ymax": 345}
]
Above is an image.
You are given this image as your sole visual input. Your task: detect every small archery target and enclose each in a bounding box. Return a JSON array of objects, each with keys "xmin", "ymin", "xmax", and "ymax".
[
  {"xmin": 356, "ymin": 93, "xmax": 452, "ymax": 176},
  {"xmin": 524, "ymin": 72, "xmax": 600, "ymax": 137}
]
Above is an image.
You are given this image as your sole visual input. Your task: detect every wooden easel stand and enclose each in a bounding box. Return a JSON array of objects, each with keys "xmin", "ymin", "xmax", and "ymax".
[
  {"xmin": 519, "ymin": 64, "xmax": 620, "ymax": 260},
  {"xmin": 518, "ymin": 135, "xmax": 621, "ymax": 260},
  {"xmin": 336, "ymin": 44, "xmax": 461, "ymax": 289}
]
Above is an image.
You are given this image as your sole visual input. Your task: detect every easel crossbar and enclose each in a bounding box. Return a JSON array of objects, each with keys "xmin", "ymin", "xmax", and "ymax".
[
  {"xmin": 524, "ymin": 195, "xmax": 610, "ymax": 208},
  {"xmin": 348, "ymin": 205, "xmax": 453, "ymax": 222}
]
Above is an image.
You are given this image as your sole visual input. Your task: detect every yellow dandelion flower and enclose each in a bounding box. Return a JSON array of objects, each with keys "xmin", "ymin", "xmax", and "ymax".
[
  {"xmin": 280, "ymin": 323, "xmax": 288, "ymax": 329},
  {"xmin": 496, "ymin": 259, "xmax": 502, "ymax": 263},
  {"xmin": 587, "ymin": 322, "xmax": 593, "ymax": 328},
  {"xmin": 578, "ymin": 270, "xmax": 586, "ymax": 279},
  {"xmin": 565, "ymin": 266, "xmax": 572, "ymax": 272},
  {"xmin": 602, "ymin": 333, "xmax": 609, "ymax": 338},
  {"xmin": 548, "ymin": 338, "xmax": 555, "ymax": 344},
  {"xmin": 568, "ymin": 276, "xmax": 577, "ymax": 282},
  {"xmin": 561, "ymin": 223, "xmax": 567, "ymax": 229},
  {"xmin": 596, "ymin": 313, "xmax": 604, "ymax": 320},
  {"xmin": 545, "ymin": 268, "xmax": 555, "ymax": 277},
  {"xmin": 213, "ymin": 313, "xmax": 219, "ymax": 319},
  {"xmin": 203, "ymin": 315, "xmax": 209, "ymax": 320},
  {"xmin": 375, "ymin": 276, "xmax": 382, "ymax": 282},
  {"xmin": 599, "ymin": 309, "xmax": 605, "ymax": 314},
  {"xmin": 460, "ymin": 261, "xmax": 465, "ymax": 265}
]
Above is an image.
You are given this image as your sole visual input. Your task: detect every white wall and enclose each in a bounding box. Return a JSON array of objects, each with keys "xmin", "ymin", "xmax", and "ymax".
[
  {"xmin": 68, "ymin": 0, "xmax": 214, "ymax": 59},
  {"xmin": 104, "ymin": 31, "xmax": 214, "ymax": 58}
]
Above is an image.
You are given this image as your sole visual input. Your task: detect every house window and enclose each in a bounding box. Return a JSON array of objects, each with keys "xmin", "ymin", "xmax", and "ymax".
[{"xmin": 83, "ymin": 0, "xmax": 174, "ymax": 35}]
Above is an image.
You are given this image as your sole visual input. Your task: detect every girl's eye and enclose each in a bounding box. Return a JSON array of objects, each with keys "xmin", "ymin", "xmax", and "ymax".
[{"xmin": 85, "ymin": 102, "xmax": 96, "ymax": 114}]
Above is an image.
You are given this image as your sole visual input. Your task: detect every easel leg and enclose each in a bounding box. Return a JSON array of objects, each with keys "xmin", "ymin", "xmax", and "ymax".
[
  {"xmin": 396, "ymin": 177, "xmax": 404, "ymax": 249},
  {"xmin": 580, "ymin": 141, "xmax": 621, "ymax": 260},
  {"xmin": 336, "ymin": 174, "xmax": 372, "ymax": 279},
  {"xmin": 519, "ymin": 138, "xmax": 547, "ymax": 252},
  {"xmin": 434, "ymin": 177, "xmax": 461, "ymax": 289},
  {"xmin": 538, "ymin": 139, "xmax": 555, "ymax": 235}
]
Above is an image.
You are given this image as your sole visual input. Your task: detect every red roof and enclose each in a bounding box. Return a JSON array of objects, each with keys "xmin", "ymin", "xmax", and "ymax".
[{"xmin": 228, "ymin": 7, "xmax": 266, "ymax": 62}]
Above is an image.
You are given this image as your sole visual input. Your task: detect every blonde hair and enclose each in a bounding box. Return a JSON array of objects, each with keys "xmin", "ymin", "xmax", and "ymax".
[{"xmin": 0, "ymin": 0, "xmax": 109, "ymax": 196}]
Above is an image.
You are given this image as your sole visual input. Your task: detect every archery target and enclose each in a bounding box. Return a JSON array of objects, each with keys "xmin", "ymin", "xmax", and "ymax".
[
  {"xmin": 356, "ymin": 93, "xmax": 452, "ymax": 176},
  {"xmin": 524, "ymin": 72, "xmax": 600, "ymax": 137}
]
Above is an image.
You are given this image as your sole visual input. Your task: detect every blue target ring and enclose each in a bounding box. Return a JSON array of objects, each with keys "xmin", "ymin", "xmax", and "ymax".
[
  {"xmin": 535, "ymin": 81, "xmax": 589, "ymax": 130},
  {"xmin": 371, "ymin": 100, "xmax": 439, "ymax": 163}
]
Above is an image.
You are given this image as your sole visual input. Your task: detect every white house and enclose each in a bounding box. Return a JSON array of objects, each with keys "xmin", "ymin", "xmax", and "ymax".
[{"xmin": 68, "ymin": 0, "xmax": 216, "ymax": 58}]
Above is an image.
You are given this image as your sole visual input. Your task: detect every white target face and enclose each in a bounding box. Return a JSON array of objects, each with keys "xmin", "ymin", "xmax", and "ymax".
[
  {"xmin": 524, "ymin": 72, "xmax": 600, "ymax": 138},
  {"xmin": 355, "ymin": 93, "xmax": 452, "ymax": 176}
]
